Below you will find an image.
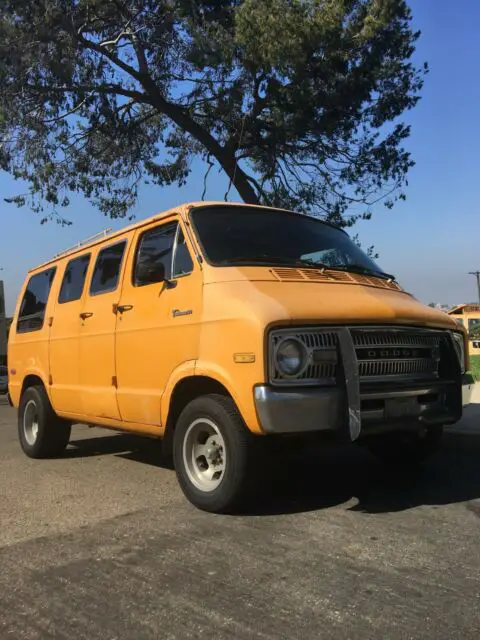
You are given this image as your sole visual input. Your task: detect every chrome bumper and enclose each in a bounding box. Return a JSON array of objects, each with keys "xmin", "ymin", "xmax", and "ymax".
[
  {"xmin": 254, "ymin": 377, "xmax": 471, "ymax": 438},
  {"xmin": 254, "ymin": 386, "xmax": 345, "ymax": 435}
]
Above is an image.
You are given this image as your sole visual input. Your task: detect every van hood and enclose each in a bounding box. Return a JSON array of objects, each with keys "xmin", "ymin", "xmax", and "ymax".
[{"xmin": 203, "ymin": 266, "xmax": 457, "ymax": 330}]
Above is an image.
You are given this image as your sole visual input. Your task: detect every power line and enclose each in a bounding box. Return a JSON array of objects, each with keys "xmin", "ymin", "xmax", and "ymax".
[{"xmin": 468, "ymin": 271, "xmax": 480, "ymax": 304}]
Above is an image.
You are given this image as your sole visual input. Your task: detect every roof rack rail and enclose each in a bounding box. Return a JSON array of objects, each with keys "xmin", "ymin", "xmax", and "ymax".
[{"xmin": 54, "ymin": 228, "xmax": 114, "ymax": 259}]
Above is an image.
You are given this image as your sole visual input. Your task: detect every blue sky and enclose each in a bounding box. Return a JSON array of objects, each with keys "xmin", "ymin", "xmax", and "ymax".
[{"xmin": 1, "ymin": 0, "xmax": 479, "ymax": 314}]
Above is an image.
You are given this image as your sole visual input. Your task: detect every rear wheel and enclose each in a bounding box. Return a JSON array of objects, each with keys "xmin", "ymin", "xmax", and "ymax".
[
  {"xmin": 173, "ymin": 394, "xmax": 257, "ymax": 513},
  {"xmin": 18, "ymin": 386, "xmax": 71, "ymax": 458},
  {"xmin": 365, "ymin": 425, "xmax": 443, "ymax": 465}
]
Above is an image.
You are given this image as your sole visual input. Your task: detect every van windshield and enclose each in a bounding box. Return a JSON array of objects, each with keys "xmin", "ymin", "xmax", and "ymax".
[{"xmin": 192, "ymin": 206, "xmax": 393, "ymax": 280}]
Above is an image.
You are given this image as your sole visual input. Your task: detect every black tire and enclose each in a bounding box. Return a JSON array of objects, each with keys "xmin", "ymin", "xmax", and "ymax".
[
  {"xmin": 173, "ymin": 394, "xmax": 257, "ymax": 513},
  {"xmin": 365, "ymin": 425, "xmax": 443, "ymax": 466},
  {"xmin": 18, "ymin": 385, "xmax": 71, "ymax": 459}
]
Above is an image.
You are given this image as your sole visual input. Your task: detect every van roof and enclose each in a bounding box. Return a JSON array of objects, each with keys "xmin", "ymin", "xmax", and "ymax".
[{"xmin": 29, "ymin": 201, "xmax": 342, "ymax": 273}]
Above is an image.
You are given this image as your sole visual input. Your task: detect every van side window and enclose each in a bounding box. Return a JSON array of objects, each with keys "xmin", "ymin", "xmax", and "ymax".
[
  {"xmin": 134, "ymin": 223, "xmax": 177, "ymax": 286},
  {"xmin": 90, "ymin": 242, "xmax": 126, "ymax": 295},
  {"xmin": 17, "ymin": 267, "xmax": 56, "ymax": 333},
  {"xmin": 59, "ymin": 254, "xmax": 90, "ymax": 303},
  {"xmin": 173, "ymin": 227, "xmax": 194, "ymax": 277}
]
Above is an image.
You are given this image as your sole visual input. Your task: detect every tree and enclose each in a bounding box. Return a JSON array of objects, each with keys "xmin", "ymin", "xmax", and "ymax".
[{"xmin": 0, "ymin": 0, "xmax": 426, "ymax": 225}]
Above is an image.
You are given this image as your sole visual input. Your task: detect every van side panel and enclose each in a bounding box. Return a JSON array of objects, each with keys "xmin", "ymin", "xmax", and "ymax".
[
  {"xmin": 49, "ymin": 254, "xmax": 92, "ymax": 414},
  {"xmin": 77, "ymin": 233, "xmax": 133, "ymax": 420}
]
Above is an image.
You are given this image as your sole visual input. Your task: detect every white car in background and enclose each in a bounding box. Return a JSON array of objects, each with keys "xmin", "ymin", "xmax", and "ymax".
[{"xmin": 0, "ymin": 366, "xmax": 8, "ymax": 395}]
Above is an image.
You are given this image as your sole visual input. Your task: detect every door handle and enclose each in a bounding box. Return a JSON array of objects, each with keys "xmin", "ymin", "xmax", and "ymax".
[
  {"xmin": 79, "ymin": 312, "xmax": 93, "ymax": 320},
  {"xmin": 115, "ymin": 304, "xmax": 134, "ymax": 314}
]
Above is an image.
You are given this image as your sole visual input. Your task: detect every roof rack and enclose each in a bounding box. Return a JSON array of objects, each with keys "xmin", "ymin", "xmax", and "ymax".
[{"xmin": 54, "ymin": 228, "xmax": 114, "ymax": 259}]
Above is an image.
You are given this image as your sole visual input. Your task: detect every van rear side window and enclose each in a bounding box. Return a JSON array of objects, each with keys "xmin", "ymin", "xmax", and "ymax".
[
  {"xmin": 17, "ymin": 267, "xmax": 56, "ymax": 333},
  {"xmin": 59, "ymin": 254, "xmax": 90, "ymax": 303},
  {"xmin": 90, "ymin": 241, "xmax": 126, "ymax": 295}
]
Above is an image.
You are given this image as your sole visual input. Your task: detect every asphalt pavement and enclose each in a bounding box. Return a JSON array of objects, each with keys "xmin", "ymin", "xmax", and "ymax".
[{"xmin": 1, "ymin": 390, "xmax": 480, "ymax": 639}]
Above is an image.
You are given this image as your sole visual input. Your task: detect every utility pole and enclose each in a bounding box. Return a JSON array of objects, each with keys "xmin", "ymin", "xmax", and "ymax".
[{"xmin": 469, "ymin": 271, "xmax": 480, "ymax": 304}]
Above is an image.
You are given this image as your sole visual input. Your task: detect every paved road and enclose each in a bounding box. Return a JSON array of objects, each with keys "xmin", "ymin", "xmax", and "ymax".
[{"xmin": 1, "ymin": 392, "xmax": 480, "ymax": 639}]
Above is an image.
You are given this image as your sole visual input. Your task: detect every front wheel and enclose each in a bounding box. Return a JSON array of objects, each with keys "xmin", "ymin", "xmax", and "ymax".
[
  {"xmin": 364, "ymin": 425, "xmax": 444, "ymax": 465},
  {"xmin": 173, "ymin": 394, "xmax": 256, "ymax": 513},
  {"xmin": 18, "ymin": 385, "xmax": 71, "ymax": 458}
]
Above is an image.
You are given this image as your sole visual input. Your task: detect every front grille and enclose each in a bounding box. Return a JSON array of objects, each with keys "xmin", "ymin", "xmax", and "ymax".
[
  {"xmin": 269, "ymin": 326, "xmax": 447, "ymax": 386},
  {"xmin": 357, "ymin": 358, "xmax": 438, "ymax": 379},
  {"xmin": 351, "ymin": 329, "xmax": 442, "ymax": 381}
]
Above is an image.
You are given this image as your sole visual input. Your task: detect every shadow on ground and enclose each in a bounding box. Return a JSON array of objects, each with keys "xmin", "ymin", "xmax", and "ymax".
[
  {"xmin": 65, "ymin": 433, "xmax": 174, "ymax": 470},
  {"xmin": 66, "ymin": 424, "xmax": 480, "ymax": 518},
  {"xmin": 258, "ymin": 431, "xmax": 480, "ymax": 517}
]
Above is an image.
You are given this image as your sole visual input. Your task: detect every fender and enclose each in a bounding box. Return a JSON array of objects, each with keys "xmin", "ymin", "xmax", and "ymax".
[
  {"xmin": 11, "ymin": 367, "xmax": 50, "ymax": 409},
  {"xmin": 161, "ymin": 359, "xmax": 263, "ymax": 434},
  {"xmin": 160, "ymin": 360, "xmax": 197, "ymax": 428},
  {"xmin": 193, "ymin": 360, "xmax": 262, "ymax": 434}
]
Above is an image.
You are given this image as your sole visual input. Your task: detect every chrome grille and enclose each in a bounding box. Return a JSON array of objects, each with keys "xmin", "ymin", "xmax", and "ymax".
[
  {"xmin": 358, "ymin": 358, "xmax": 438, "ymax": 378},
  {"xmin": 351, "ymin": 329, "xmax": 443, "ymax": 381},
  {"xmin": 350, "ymin": 330, "xmax": 443, "ymax": 348},
  {"xmin": 269, "ymin": 326, "xmax": 447, "ymax": 386}
]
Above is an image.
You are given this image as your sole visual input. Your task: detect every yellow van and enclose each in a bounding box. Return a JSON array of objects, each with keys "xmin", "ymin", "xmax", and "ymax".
[{"xmin": 8, "ymin": 202, "xmax": 474, "ymax": 512}]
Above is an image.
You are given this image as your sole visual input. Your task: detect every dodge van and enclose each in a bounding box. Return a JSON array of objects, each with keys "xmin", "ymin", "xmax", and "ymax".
[{"xmin": 8, "ymin": 202, "xmax": 475, "ymax": 512}]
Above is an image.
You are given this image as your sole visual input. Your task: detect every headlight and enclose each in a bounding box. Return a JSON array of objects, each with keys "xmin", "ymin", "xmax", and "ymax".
[
  {"xmin": 275, "ymin": 337, "xmax": 309, "ymax": 377},
  {"xmin": 451, "ymin": 332, "xmax": 466, "ymax": 373}
]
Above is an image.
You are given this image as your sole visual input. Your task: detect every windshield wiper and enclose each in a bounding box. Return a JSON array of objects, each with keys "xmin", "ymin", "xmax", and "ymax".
[
  {"xmin": 326, "ymin": 263, "xmax": 396, "ymax": 281},
  {"xmin": 222, "ymin": 256, "xmax": 395, "ymax": 281},
  {"xmin": 223, "ymin": 255, "xmax": 318, "ymax": 268}
]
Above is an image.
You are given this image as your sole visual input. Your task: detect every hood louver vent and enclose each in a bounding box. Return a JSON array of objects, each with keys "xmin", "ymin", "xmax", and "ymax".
[{"xmin": 270, "ymin": 268, "xmax": 402, "ymax": 291}]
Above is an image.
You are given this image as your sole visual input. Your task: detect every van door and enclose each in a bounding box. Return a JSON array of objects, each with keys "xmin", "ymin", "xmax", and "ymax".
[
  {"xmin": 50, "ymin": 253, "xmax": 91, "ymax": 414},
  {"xmin": 115, "ymin": 219, "xmax": 202, "ymax": 426},
  {"xmin": 78, "ymin": 236, "xmax": 130, "ymax": 420},
  {"xmin": 10, "ymin": 267, "xmax": 58, "ymax": 405}
]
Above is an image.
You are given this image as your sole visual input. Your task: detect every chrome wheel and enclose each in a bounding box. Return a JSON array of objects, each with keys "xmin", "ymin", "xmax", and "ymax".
[
  {"xmin": 23, "ymin": 399, "xmax": 39, "ymax": 446},
  {"xmin": 183, "ymin": 418, "xmax": 226, "ymax": 492}
]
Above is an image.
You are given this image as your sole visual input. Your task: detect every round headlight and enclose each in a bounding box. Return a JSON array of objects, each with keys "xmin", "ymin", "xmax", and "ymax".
[{"xmin": 275, "ymin": 338, "xmax": 309, "ymax": 377}]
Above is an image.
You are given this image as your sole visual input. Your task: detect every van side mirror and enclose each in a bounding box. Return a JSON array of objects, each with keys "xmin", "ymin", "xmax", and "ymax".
[{"xmin": 135, "ymin": 261, "xmax": 166, "ymax": 286}]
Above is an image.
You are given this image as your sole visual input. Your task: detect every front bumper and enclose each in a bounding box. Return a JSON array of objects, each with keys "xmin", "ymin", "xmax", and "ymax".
[
  {"xmin": 254, "ymin": 374, "xmax": 474, "ymax": 439},
  {"xmin": 462, "ymin": 372, "xmax": 475, "ymax": 406}
]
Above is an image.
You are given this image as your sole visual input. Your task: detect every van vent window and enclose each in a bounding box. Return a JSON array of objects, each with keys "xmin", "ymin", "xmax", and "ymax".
[
  {"xmin": 173, "ymin": 228, "xmax": 193, "ymax": 277},
  {"xmin": 90, "ymin": 242, "xmax": 126, "ymax": 295},
  {"xmin": 59, "ymin": 254, "xmax": 90, "ymax": 303},
  {"xmin": 17, "ymin": 267, "xmax": 56, "ymax": 333}
]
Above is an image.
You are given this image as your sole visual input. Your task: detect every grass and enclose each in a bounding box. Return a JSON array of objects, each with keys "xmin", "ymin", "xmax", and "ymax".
[{"xmin": 470, "ymin": 355, "xmax": 480, "ymax": 380}]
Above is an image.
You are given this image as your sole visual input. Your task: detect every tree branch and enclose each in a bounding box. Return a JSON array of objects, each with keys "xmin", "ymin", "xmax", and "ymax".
[
  {"xmin": 27, "ymin": 83, "xmax": 147, "ymax": 102},
  {"xmin": 40, "ymin": 98, "xmax": 88, "ymax": 124}
]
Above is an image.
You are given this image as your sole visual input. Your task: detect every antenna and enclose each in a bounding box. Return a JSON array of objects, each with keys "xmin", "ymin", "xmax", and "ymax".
[{"xmin": 468, "ymin": 271, "xmax": 480, "ymax": 304}]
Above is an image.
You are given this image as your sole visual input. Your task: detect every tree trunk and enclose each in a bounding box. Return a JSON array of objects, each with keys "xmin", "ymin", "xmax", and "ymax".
[
  {"xmin": 218, "ymin": 153, "xmax": 261, "ymax": 205},
  {"xmin": 147, "ymin": 90, "xmax": 262, "ymax": 205}
]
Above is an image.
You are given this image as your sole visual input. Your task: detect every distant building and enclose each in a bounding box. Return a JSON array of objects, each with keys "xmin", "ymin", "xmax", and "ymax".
[{"xmin": 447, "ymin": 303, "xmax": 480, "ymax": 356}]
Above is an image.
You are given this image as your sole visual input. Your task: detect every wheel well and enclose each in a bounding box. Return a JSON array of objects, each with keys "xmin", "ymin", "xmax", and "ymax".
[
  {"xmin": 21, "ymin": 375, "xmax": 45, "ymax": 397},
  {"xmin": 163, "ymin": 376, "xmax": 231, "ymax": 455}
]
